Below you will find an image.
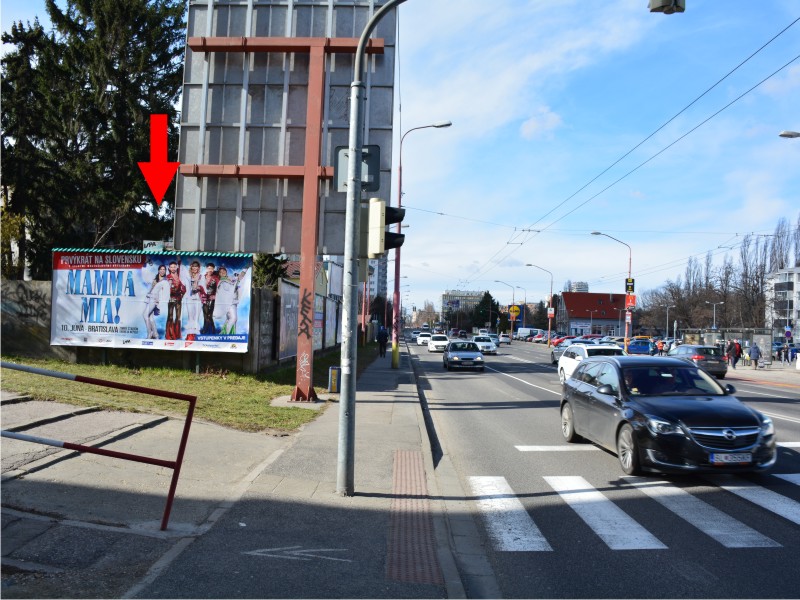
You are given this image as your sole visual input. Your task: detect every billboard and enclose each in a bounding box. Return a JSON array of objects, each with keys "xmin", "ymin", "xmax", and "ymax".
[{"xmin": 50, "ymin": 250, "xmax": 252, "ymax": 353}]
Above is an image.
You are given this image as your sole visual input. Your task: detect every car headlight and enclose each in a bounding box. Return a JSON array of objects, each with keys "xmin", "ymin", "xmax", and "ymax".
[
  {"xmin": 646, "ymin": 416, "xmax": 683, "ymax": 435},
  {"xmin": 475, "ymin": 356, "xmax": 483, "ymax": 361},
  {"xmin": 761, "ymin": 416, "xmax": 774, "ymax": 436},
  {"xmin": 451, "ymin": 356, "xmax": 460, "ymax": 361}
]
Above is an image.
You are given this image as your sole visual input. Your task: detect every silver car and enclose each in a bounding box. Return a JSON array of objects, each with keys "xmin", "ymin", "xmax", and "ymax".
[
  {"xmin": 472, "ymin": 335, "xmax": 497, "ymax": 355},
  {"xmin": 443, "ymin": 341, "xmax": 485, "ymax": 372}
]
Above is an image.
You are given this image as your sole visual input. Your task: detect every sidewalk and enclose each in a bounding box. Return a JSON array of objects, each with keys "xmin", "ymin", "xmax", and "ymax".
[
  {"xmin": 1, "ymin": 346, "xmax": 461, "ymax": 599},
  {"xmin": 724, "ymin": 357, "xmax": 800, "ymax": 389}
]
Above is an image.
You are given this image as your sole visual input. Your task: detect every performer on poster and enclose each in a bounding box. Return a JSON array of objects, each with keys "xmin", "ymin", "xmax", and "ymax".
[
  {"xmin": 214, "ymin": 266, "xmax": 249, "ymax": 335},
  {"xmin": 165, "ymin": 259, "xmax": 186, "ymax": 340},
  {"xmin": 143, "ymin": 264, "xmax": 169, "ymax": 339},
  {"xmin": 201, "ymin": 262, "xmax": 219, "ymax": 335},
  {"xmin": 181, "ymin": 260, "xmax": 204, "ymax": 341}
]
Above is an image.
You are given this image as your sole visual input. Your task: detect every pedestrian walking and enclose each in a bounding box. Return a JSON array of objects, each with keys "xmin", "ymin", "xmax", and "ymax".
[
  {"xmin": 377, "ymin": 326, "xmax": 389, "ymax": 357},
  {"xmin": 749, "ymin": 342, "xmax": 762, "ymax": 369},
  {"xmin": 725, "ymin": 339, "xmax": 736, "ymax": 368},
  {"xmin": 733, "ymin": 339, "xmax": 743, "ymax": 369},
  {"xmin": 656, "ymin": 339, "xmax": 664, "ymax": 356},
  {"xmin": 782, "ymin": 342, "xmax": 790, "ymax": 365}
]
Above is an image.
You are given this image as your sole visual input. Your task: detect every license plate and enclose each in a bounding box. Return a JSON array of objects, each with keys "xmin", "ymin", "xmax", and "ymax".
[
  {"xmin": 711, "ymin": 453, "xmax": 752, "ymax": 465},
  {"xmin": 461, "ymin": 361, "xmax": 473, "ymax": 366}
]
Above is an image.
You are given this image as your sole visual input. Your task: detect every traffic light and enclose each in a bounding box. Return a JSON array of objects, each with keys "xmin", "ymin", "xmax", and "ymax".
[{"xmin": 367, "ymin": 197, "xmax": 405, "ymax": 257}]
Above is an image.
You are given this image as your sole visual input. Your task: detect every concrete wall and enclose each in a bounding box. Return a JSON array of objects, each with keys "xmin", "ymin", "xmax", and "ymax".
[{"xmin": 1, "ymin": 280, "xmax": 285, "ymax": 374}]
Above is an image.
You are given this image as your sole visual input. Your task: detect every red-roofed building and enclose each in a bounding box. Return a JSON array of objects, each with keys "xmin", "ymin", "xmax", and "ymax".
[{"xmin": 556, "ymin": 292, "xmax": 627, "ymax": 336}]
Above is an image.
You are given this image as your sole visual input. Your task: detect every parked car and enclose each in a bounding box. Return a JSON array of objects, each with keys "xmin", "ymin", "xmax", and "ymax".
[
  {"xmin": 551, "ymin": 341, "xmax": 576, "ymax": 364},
  {"xmin": 558, "ymin": 343, "xmax": 626, "ymax": 384},
  {"xmin": 472, "ymin": 335, "xmax": 498, "ymax": 355},
  {"xmin": 498, "ymin": 333, "xmax": 512, "ymax": 345},
  {"xmin": 559, "ymin": 356, "xmax": 776, "ymax": 475},
  {"xmin": 626, "ymin": 339, "xmax": 656, "ymax": 355},
  {"xmin": 551, "ymin": 335, "xmax": 576, "ymax": 347},
  {"xmin": 443, "ymin": 341, "xmax": 485, "ymax": 372},
  {"xmin": 416, "ymin": 331, "xmax": 432, "ymax": 346},
  {"xmin": 667, "ymin": 344, "xmax": 728, "ymax": 379},
  {"xmin": 427, "ymin": 334, "xmax": 450, "ymax": 352},
  {"xmin": 532, "ymin": 333, "xmax": 546, "ymax": 343}
]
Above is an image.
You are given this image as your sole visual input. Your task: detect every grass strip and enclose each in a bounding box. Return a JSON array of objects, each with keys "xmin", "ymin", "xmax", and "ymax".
[{"xmin": 0, "ymin": 343, "xmax": 380, "ymax": 433}]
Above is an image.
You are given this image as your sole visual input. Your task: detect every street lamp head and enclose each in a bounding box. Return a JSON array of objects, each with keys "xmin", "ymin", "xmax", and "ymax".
[
  {"xmin": 433, "ymin": 121, "xmax": 453, "ymax": 128},
  {"xmin": 779, "ymin": 130, "xmax": 800, "ymax": 138},
  {"xmin": 591, "ymin": 231, "xmax": 603, "ymax": 236}
]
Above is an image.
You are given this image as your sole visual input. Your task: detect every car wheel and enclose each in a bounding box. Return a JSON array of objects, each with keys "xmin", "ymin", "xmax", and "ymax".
[
  {"xmin": 717, "ymin": 374, "xmax": 726, "ymax": 379},
  {"xmin": 616, "ymin": 424, "xmax": 641, "ymax": 475},
  {"xmin": 561, "ymin": 402, "xmax": 580, "ymax": 443},
  {"xmin": 559, "ymin": 368, "xmax": 566, "ymax": 385},
  {"xmin": 443, "ymin": 361, "xmax": 447, "ymax": 369}
]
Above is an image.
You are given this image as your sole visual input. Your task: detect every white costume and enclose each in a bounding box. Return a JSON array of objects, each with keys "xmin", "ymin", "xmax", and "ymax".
[
  {"xmin": 180, "ymin": 265, "xmax": 204, "ymax": 337},
  {"xmin": 214, "ymin": 269, "xmax": 248, "ymax": 334},
  {"xmin": 143, "ymin": 277, "xmax": 169, "ymax": 339}
]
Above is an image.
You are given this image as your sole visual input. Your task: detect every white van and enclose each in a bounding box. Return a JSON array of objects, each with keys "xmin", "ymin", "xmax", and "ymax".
[{"xmin": 515, "ymin": 327, "xmax": 536, "ymax": 340}]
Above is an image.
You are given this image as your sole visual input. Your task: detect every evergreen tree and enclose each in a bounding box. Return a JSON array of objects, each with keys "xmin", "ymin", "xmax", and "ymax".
[{"xmin": 1, "ymin": 1, "xmax": 186, "ymax": 278}]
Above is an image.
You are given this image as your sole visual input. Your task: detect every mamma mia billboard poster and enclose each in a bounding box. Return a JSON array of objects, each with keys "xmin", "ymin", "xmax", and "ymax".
[{"xmin": 51, "ymin": 249, "xmax": 253, "ymax": 353}]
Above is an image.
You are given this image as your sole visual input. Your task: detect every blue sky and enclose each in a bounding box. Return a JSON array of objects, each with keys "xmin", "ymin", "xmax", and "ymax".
[{"xmin": 4, "ymin": 1, "xmax": 799, "ymax": 314}]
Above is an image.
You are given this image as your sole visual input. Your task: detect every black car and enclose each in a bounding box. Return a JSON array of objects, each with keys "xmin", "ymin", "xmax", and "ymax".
[
  {"xmin": 667, "ymin": 344, "xmax": 728, "ymax": 379},
  {"xmin": 560, "ymin": 356, "xmax": 776, "ymax": 475}
]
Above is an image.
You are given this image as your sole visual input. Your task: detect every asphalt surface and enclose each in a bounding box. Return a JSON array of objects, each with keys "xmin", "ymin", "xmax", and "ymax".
[
  {"xmin": 2, "ymin": 344, "xmax": 798, "ymax": 599},
  {"xmin": 1, "ymin": 345, "xmax": 465, "ymax": 599}
]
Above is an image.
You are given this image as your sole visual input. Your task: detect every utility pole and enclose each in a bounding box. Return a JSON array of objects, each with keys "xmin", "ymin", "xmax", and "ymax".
[{"xmin": 338, "ymin": 0, "xmax": 407, "ymax": 497}]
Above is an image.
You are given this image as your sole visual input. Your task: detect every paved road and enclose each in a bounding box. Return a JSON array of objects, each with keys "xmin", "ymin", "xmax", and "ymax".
[{"xmin": 411, "ymin": 339, "xmax": 800, "ymax": 598}]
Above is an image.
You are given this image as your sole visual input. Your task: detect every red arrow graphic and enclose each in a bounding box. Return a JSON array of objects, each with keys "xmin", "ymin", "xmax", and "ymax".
[{"xmin": 138, "ymin": 114, "xmax": 180, "ymax": 206}]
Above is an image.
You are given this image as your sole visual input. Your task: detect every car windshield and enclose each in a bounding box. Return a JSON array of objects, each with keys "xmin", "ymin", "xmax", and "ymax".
[
  {"xmin": 431, "ymin": 335, "xmax": 448, "ymax": 341},
  {"xmin": 450, "ymin": 342, "xmax": 479, "ymax": 352},
  {"xmin": 474, "ymin": 337, "xmax": 491, "ymax": 342},
  {"xmin": 622, "ymin": 366, "xmax": 724, "ymax": 396},
  {"xmin": 694, "ymin": 347, "xmax": 722, "ymax": 356},
  {"xmin": 587, "ymin": 348, "xmax": 624, "ymax": 357}
]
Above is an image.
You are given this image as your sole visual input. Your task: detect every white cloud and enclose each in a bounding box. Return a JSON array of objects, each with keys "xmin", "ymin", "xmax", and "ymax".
[{"xmin": 520, "ymin": 106, "xmax": 563, "ymax": 139}]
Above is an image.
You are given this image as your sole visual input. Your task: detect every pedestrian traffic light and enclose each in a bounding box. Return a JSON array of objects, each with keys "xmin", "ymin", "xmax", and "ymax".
[{"xmin": 367, "ymin": 197, "xmax": 405, "ymax": 257}]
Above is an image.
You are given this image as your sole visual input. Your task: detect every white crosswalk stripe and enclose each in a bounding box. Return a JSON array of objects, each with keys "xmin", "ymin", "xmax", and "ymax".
[
  {"xmin": 774, "ymin": 473, "xmax": 800, "ymax": 486},
  {"xmin": 623, "ymin": 477, "xmax": 780, "ymax": 548},
  {"xmin": 544, "ymin": 476, "xmax": 667, "ymax": 550},
  {"xmin": 467, "ymin": 476, "xmax": 552, "ymax": 551},
  {"xmin": 708, "ymin": 475, "xmax": 800, "ymax": 525},
  {"xmin": 469, "ymin": 473, "xmax": 800, "ymax": 553}
]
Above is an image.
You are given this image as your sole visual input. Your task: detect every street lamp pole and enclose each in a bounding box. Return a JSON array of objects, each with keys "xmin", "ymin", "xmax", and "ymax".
[
  {"xmin": 526, "ymin": 264, "xmax": 554, "ymax": 347},
  {"xmin": 339, "ymin": 0, "xmax": 408, "ymax": 496},
  {"xmin": 588, "ymin": 309, "xmax": 598, "ymax": 335},
  {"xmin": 665, "ymin": 304, "xmax": 675, "ymax": 338},
  {"xmin": 495, "ymin": 280, "xmax": 515, "ymax": 333},
  {"xmin": 392, "ymin": 120, "xmax": 451, "ymax": 369},
  {"xmin": 592, "ymin": 232, "xmax": 632, "ymax": 351},
  {"xmin": 705, "ymin": 300, "xmax": 724, "ymax": 330},
  {"xmin": 516, "ymin": 286, "xmax": 527, "ymax": 328}
]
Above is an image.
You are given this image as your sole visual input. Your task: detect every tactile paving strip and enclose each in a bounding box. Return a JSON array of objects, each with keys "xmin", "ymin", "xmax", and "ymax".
[{"xmin": 386, "ymin": 449, "xmax": 444, "ymax": 585}]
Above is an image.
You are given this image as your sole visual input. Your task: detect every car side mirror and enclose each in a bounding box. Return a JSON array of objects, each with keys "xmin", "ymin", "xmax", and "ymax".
[
  {"xmin": 596, "ymin": 384, "xmax": 615, "ymax": 395},
  {"xmin": 724, "ymin": 384, "xmax": 736, "ymax": 394}
]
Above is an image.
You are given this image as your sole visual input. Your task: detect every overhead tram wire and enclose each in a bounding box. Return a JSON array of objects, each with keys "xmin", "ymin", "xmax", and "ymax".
[
  {"xmin": 515, "ymin": 15, "xmax": 800, "ymax": 234},
  {"xmin": 462, "ymin": 50, "xmax": 800, "ymax": 287},
  {"xmin": 458, "ymin": 17, "xmax": 800, "ymax": 285}
]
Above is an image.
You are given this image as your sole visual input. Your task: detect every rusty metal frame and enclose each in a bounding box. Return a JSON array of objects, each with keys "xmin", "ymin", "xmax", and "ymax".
[{"xmin": 183, "ymin": 36, "xmax": 385, "ymax": 401}]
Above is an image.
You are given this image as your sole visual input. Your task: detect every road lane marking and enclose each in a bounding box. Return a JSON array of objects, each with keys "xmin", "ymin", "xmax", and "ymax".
[
  {"xmin": 774, "ymin": 473, "xmax": 800, "ymax": 485},
  {"xmin": 707, "ymin": 476, "xmax": 800, "ymax": 526},
  {"xmin": 623, "ymin": 477, "xmax": 780, "ymax": 548},
  {"xmin": 467, "ymin": 476, "xmax": 552, "ymax": 551},
  {"xmin": 484, "ymin": 366, "xmax": 561, "ymax": 396},
  {"xmin": 544, "ymin": 476, "xmax": 666, "ymax": 550},
  {"xmin": 778, "ymin": 442, "xmax": 800, "ymax": 447},
  {"xmin": 761, "ymin": 411, "xmax": 800, "ymax": 425},
  {"xmin": 516, "ymin": 445, "xmax": 599, "ymax": 451}
]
